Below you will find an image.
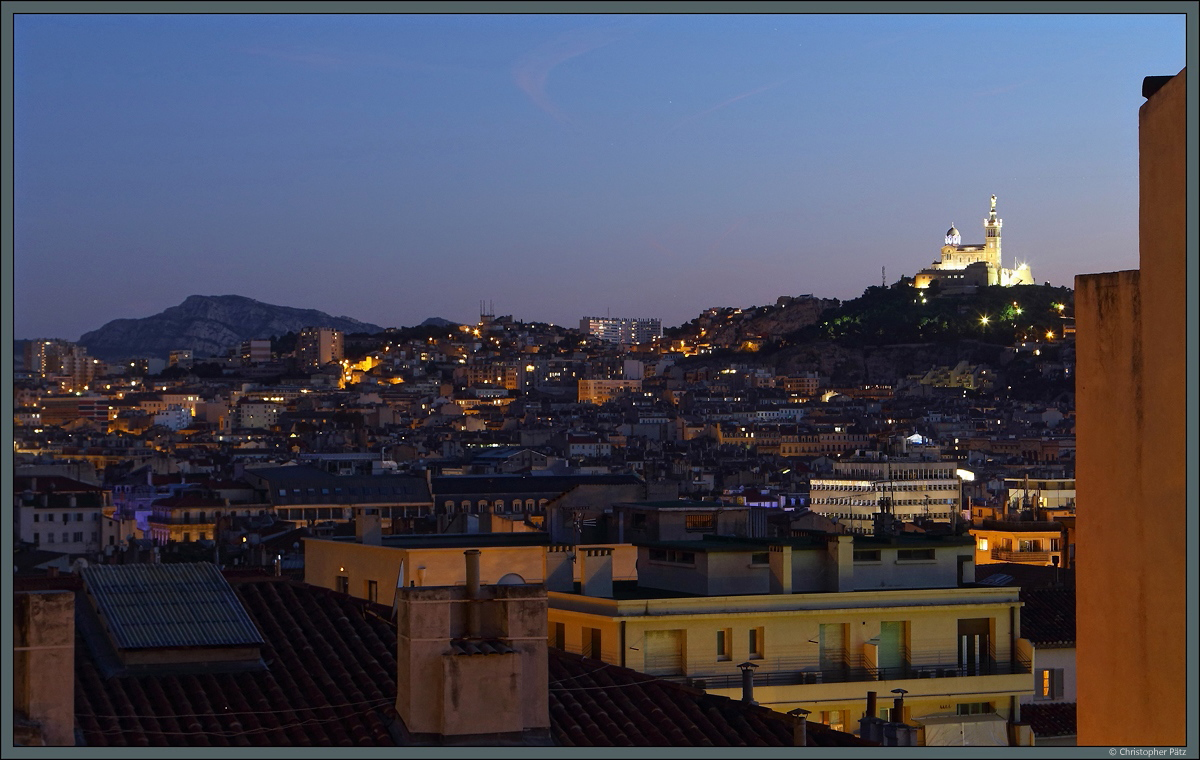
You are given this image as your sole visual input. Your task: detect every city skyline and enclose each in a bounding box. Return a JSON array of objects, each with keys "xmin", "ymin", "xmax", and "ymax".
[{"xmin": 12, "ymin": 11, "xmax": 1187, "ymax": 340}]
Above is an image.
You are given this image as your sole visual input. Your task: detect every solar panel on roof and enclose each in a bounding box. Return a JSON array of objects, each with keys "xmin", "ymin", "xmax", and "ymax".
[{"xmin": 81, "ymin": 562, "xmax": 264, "ymax": 650}]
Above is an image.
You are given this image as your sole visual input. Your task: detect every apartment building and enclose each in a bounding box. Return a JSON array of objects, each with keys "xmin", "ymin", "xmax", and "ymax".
[
  {"xmin": 579, "ymin": 316, "xmax": 662, "ymax": 345},
  {"xmin": 546, "ymin": 531, "xmax": 1032, "ymax": 745},
  {"xmin": 297, "ymin": 326, "xmax": 344, "ymax": 368},
  {"xmin": 808, "ymin": 455, "xmax": 962, "ymax": 532}
]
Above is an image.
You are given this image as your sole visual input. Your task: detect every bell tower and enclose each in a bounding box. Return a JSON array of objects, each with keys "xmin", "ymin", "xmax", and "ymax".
[{"xmin": 983, "ymin": 194, "xmax": 1002, "ymax": 269}]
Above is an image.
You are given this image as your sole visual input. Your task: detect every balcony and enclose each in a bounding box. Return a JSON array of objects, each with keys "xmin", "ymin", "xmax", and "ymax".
[
  {"xmin": 671, "ymin": 658, "xmax": 1031, "ymax": 691},
  {"xmin": 991, "ymin": 548, "xmax": 1052, "ymax": 564}
]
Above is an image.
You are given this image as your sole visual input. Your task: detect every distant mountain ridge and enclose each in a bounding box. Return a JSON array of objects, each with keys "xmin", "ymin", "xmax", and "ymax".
[{"xmin": 78, "ymin": 295, "xmax": 386, "ymax": 361}]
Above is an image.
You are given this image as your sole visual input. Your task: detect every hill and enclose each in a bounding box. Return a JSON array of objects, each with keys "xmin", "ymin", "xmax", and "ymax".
[{"xmin": 78, "ymin": 295, "xmax": 385, "ymax": 360}]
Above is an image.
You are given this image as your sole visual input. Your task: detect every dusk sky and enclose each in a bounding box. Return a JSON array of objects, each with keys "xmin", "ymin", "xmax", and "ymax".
[{"xmin": 13, "ymin": 12, "xmax": 1187, "ymax": 341}]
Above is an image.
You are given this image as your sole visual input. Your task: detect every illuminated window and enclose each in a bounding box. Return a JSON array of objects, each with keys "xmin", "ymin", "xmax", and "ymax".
[
  {"xmin": 1038, "ymin": 668, "xmax": 1064, "ymax": 700},
  {"xmin": 685, "ymin": 514, "xmax": 714, "ymax": 532},
  {"xmin": 978, "ymin": 537, "xmax": 989, "ymax": 551}
]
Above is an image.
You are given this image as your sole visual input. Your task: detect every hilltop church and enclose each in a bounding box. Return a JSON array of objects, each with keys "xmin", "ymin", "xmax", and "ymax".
[{"xmin": 914, "ymin": 195, "xmax": 1034, "ymax": 293}]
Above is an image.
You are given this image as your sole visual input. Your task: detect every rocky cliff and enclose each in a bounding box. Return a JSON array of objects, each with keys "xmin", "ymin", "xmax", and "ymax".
[{"xmin": 78, "ymin": 295, "xmax": 385, "ymax": 360}]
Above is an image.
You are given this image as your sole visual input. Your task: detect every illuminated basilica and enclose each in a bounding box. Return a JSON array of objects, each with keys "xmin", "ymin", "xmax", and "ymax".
[{"xmin": 914, "ymin": 195, "xmax": 1034, "ymax": 293}]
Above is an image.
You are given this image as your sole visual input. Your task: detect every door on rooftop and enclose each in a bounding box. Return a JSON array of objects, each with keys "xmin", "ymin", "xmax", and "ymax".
[
  {"xmin": 644, "ymin": 629, "xmax": 685, "ymax": 676},
  {"xmin": 819, "ymin": 623, "xmax": 847, "ymax": 673},
  {"xmin": 878, "ymin": 621, "xmax": 906, "ymax": 676},
  {"xmin": 958, "ymin": 618, "xmax": 992, "ymax": 676}
]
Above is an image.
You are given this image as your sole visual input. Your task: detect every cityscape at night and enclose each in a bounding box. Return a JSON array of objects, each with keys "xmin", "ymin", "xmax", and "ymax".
[{"xmin": 6, "ymin": 8, "xmax": 1193, "ymax": 753}]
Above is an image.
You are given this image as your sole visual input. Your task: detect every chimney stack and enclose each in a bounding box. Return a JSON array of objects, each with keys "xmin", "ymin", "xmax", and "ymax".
[
  {"xmin": 891, "ymin": 688, "xmax": 908, "ymax": 723},
  {"xmin": 738, "ymin": 661, "xmax": 759, "ymax": 704},
  {"xmin": 464, "ymin": 549, "xmax": 481, "ymax": 638},
  {"xmin": 579, "ymin": 547, "xmax": 613, "ymax": 598},
  {"xmin": 788, "ymin": 708, "xmax": 810, "ymax": 747}
]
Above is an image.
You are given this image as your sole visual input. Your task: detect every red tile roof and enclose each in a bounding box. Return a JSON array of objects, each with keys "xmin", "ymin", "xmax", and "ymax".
[
  {"xmin": 1018, "ymin": 586, "xmax": 1076, "ymax": 647},
  {"xmin": 75, "ymin": 577, "xmax": 402, "ymax": 747},
  {"xmin": 1021, "ymin": 702, "xmax": 1077, "ymax": 738},
  {"xmin": 547, "ymin": 649, "xmax": 873, "ymax": 747},
  {"xmin": 70, "ymin": 575, "xmax": 872, "ymax": 747}
]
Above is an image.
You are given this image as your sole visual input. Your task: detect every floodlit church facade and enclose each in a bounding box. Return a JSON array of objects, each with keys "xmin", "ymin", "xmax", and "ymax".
[{"xmin": 914, "ymin": 195, "xmax": 1034, "ymax": 293}]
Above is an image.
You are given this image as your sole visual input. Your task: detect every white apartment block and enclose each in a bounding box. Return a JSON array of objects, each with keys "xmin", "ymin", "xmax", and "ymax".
[
  {"xmin": 579, "ymin": 316, "xmax": 662, "ymax": 345},
  {"xmin": 809, "ymin": 458, "xmax": 962, "ymax": 532}
]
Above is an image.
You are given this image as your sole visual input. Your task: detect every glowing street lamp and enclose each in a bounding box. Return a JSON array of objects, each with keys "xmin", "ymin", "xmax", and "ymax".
[{"xmin": 979, "ymin": 316, "xmax": 990, "ymax": 326}]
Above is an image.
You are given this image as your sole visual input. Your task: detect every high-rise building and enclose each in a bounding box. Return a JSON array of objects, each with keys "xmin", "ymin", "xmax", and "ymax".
[
  {"xmin": 579, "ymin": 316, "xmax": 662, "ymax": 345},
  {"xmin": 24, "ymin": 339, "xmax": 96, "ymax": 391},
  {"xmin": 297, "ymin": 327, "xmax": 344, "ymax": 368},
  {"xmin": 914, "ymin": 195, "xmax": 1034, "ymax": 292}
]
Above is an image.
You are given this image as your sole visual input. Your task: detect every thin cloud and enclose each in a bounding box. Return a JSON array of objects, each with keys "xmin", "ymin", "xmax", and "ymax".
[
  {"xmin": 512, "ymin": 26, "xmax": 628, "ymax": 123},
  {"xmin": 671, "ymin": 78, "xmax": 790, "ymax": 133}
]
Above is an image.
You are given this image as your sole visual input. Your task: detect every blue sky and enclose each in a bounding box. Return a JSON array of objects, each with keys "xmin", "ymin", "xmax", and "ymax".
[{"xmin": 12, "ymin": 12, "xmax": 1188, "ymax": 339}]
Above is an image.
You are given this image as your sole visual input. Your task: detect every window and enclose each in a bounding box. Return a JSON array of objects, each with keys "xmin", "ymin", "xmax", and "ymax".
[
  {"xmin": 977, "ymin": 537, "xmax": 989, "ymax": 551},
  {"xmin": 336, "ymin": 575, "xmax": 349, "ymax": 594},
  {"xmin": 717, "ymin": 628, "xmax": 732, "ymax": 661},
  {"xmin": 584, "ymin": 627, "xmax": 602, "ymax": 659},
  {"xmin": 820, "ymin": 710, "xmax": 846, "ymax": 733},
  {"xmin": 33, "ymin": 533, "xmax": 40, "ymax": 545},
  {"xmin": 47, "ymin": 513, "xmax": 55, "ymax": 522},
  {"xmin": 1038, "ymin": 668, "xmax": 1065, "ymax": 700},
  {"xmin": 76, "ymin": 513, "xmax": 83, "ymax": 522},
  {"xmin": 956, "ymin": 702, "xmax": 994, "ymax": 715},
  {"xmin": 91, "ymin": 532, "xmax": 98, "ymax": 542},
  {"xmin": 33, "ymin": 514, "xmax": 39, "ymax": 523},
  {"xmin": 897, "ymin": 548, "xmax": 935, "ymax": 561},
  {"xmin": 749, "ymin": 627, "xmax": 764, "ymax": 659},
  {"xmin": 631, "ymin": 513, "xmax": 647, "ymax": 529},
  {"xmin": 685, "ymin": 514, "xmax": 714, "ymax": 532},
  {"xmin": 750, "ymin": 552, "xmax": 769, "ymax": 566},
  {"xmin": 183, "ymin": 533, "xmax": 191, "ymax": 542},
  {"xmin": 649, "ymin": 548, "xmax": 696, "ymax": 565},
  {"xmin": 366, "ymin": 580, "xmax": 378, "ymax": 603},
  {"xmin": 854, "ymin": 550, "xmax": 882, "ymax": 562},
  {"xmin": 553, "ymin": 622, "xmax": 566, "ymax": 649}
]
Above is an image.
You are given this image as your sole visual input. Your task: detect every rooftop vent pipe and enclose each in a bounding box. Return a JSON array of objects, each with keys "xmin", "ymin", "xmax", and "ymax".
[{"xmin": 738, "ymin": 661, "xmax": 759, "ymax": 705}]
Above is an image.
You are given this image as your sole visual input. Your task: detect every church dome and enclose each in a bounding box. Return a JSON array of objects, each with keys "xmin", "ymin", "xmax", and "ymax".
[{"xmin": 946, "ymin": 225, "xmax": 960, "ymax": 238}]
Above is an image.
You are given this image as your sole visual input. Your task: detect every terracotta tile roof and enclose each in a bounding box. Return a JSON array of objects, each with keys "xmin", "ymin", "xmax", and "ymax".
[
  {"xmin": 1021, "ymin": 702, "xmax": 1077, "ymax": 738},
  {"xmin": 1018, "ymin": 585, "xmax": 1076, "ymax": 647},
  {"xmin": 546, "ymin": 649, "xmax": 874, "ymax": 747},
  {"xmin": 71, "ymin": 575, "xmax": 872, "ymax": 747},
  {"xmin": 75, "ymin": 578, "xmax": 403, "ymax": 747}
]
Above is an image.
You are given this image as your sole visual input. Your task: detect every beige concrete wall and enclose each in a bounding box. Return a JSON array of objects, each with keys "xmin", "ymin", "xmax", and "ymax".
[
  {"xmin": 1075, "ymin": 68, "xmax": 1186, "ymax": 747},
  {"xmin": 13, "ymin": 591, "xmax": 76, "ymax": 746}
]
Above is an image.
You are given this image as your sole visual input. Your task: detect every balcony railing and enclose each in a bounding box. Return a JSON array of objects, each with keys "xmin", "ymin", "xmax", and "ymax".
[
  {"xmin": 991, "ymin": 548, "xmax": 1052, "ymax": 563},
  {"xmin": 668, "ymin": 659, "xmax": 1030, "ymax": 691}
]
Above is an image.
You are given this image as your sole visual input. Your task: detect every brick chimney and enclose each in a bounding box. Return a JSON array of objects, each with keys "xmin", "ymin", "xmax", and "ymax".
[
  {"xmin": 579, "ymin": 547, "xmax": 613, "ymax": 598},
  {"xmin": 14, "ymin": 590, "xmax": 76, "ymax": 746},
  {"xmin": 394, "ymin": 551, "xmax": 550, "ymax": 744}
]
